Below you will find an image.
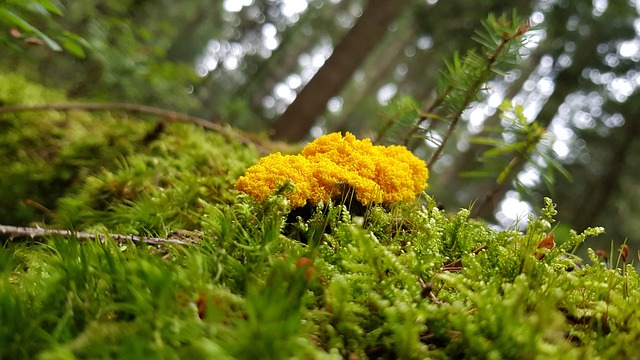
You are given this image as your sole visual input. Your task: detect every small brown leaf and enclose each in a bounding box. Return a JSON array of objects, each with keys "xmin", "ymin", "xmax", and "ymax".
[
  {"xmin": 294, "ymin": 257, "xmax": 314, "ymax": 268},
  {"xmin": 516, "ymin": 20, "xmax": 531, "ymax": 35},
  {"xmin": 295, "ymin": 257, "xmax": 324, "ymax": 283},
  {"xmin": 196, "ymin": 293, "xmax": 207, "ymax": 319},
  {"xmin": 24, "ymin": 37, "xmax": 45, "ymax": 46},
  {"xmin": 595, "ymin": 249, "xmax": 609, "ymax": 262},
  {"xmin": 537, "ymin": 234, "xmax": 555, "ymax": 250},
  {"xmin": 536, "ymin": 234, "xmax": 555, "ymax": 260}
]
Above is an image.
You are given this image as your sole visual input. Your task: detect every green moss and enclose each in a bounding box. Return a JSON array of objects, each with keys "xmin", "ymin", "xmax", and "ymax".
[
  {"xmin": 53, "ymin": 122, "xmax": 258, "ymax": 234},
  {"xmin": 0, "ymin": 72, "xmax": 259, "ymax": 230},
  {"xmin": 0, "ymin": 73, "xmax": 156, "ymax": 225},
  {"xmin": 1, "ymin": 73, "xmax": 638, "ymax": 359}
]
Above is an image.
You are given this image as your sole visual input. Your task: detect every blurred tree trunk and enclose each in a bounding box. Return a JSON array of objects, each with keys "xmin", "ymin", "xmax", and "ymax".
[
  {"xmin": 271, "ymin": 0, "xmax": 408, "ymax": 142},
  {"xmin": 332, "ymin": 14, "xmax": 416, "ymax": 134},
  {"xmin": 237, "ymin": 2, "xmax": 350, "ymax": 116}
]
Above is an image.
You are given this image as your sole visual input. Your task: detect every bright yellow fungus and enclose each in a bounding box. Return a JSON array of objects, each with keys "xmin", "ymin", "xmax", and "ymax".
[{"xmin": 235, "ymin": 132, "xmax": 428, "ymax": 207}]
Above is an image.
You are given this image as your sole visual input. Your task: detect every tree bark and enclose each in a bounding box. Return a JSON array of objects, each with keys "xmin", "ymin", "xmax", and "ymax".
[
  {"xmin": 333, "ymin": 15, "xmax": 416, "ymax": 134},
  {"xmin": 271, "ymin": 0, "xmax": 408, "ymax": 142}
]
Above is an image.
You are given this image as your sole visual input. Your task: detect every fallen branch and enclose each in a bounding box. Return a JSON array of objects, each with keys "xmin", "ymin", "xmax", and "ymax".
[
  {"xmin": 0, "ymin": 224, "xmax": 189, "ymax": 246},
  {"xmin": 0, "ymin": 102, "xmax": 270, "ymax": 153},
  {"xmin": 0, "ymin": 102, "xmax": 218, "ymax": 127}
]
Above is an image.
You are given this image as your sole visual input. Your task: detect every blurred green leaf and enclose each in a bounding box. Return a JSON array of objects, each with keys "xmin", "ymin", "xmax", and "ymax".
[
  {"xmin": 470, "ymin": 137, "xmax": 505, "ymax": 147},
  {"xmin": 460, "ymin": 170, "xmax": 498, "ymax": 179},
  {"xmin": 34, "ymin": 0, "xmax": 63, "ymax": 16},
  {"xmin": 59, "ymin": 31, "xmax": 87, "ymax": 58},
  {"xmin": 483, "ymin": 143, "xmax": 525, "ymax": 157},
  {"xmin": 0, "ymin": 7, "xmax": 62, "ymax": 51},
  {"xmin": 539, "ymin": 151, "xmax": 573, "ymax": 183}
]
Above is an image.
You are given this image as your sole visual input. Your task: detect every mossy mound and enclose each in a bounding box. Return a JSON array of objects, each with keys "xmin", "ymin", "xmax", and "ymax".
[
  {"xmin": 0, "ymin": 72, "xmax": 258, "ymax": 230},
  {"xmin": 1, "ymin": 74, "xmax": 638, "ymax": 359}
]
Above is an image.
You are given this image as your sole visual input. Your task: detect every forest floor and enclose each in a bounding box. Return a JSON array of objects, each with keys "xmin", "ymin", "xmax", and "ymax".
[{"xmin": 1, "ymin": 72, "xmax": 637, "ymax": 359}]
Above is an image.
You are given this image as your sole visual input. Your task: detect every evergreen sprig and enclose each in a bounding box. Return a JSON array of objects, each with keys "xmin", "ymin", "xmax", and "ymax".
[
  {"xmin": 389, "ymin": 11, "xmax": 531, "ymax": 168},
  {"xmin": 463, "ymin": 100, "xmax": 571, "ymax": 217},
  {"xmin": 427, "ymin": 11, "xmax": 530, "ymax": 167}
]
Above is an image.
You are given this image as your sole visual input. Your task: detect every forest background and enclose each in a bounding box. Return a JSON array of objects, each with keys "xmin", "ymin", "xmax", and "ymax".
[{"xmin": 2, "ymin": 0, "xmax": 640, "ymax": 256}]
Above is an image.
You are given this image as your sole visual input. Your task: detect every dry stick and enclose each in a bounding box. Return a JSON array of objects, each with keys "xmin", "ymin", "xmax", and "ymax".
[
  {"xmin": 0, "ymin": 102, "xmax": 270, "ymax": 154},
  {"xmin": 0, "ymin": 224, "xmax": 189, "ymax": 246},
  {"xmin": 0, "ymin": 102, "xmax": 218, "ymax": 128}
]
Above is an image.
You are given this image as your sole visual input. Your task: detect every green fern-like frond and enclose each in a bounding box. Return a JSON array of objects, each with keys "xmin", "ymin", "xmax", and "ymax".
[{"xmin": 400, "ymin": 11, "xmax": 531, "ymax": 168}]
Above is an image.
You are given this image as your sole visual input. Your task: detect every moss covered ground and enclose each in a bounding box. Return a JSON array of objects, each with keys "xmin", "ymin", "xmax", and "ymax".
[{"xmin": 1, "ymin": 73, "xmax": 638, "ymax": 359}]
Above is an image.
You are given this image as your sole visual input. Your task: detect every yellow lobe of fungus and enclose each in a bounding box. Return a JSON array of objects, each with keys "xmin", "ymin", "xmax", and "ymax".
[
  {"xmin": 234, "ymin": 153, "xmax": 314, "ymax": 208},
  {"xmin": 234, "ymin": 132, "xmax": 429, "ymax": 207}
]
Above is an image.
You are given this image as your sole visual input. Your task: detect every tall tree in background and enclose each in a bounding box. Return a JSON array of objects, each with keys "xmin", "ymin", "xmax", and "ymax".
[{"xmin": 271, "ymin": 0, "xmax": 408, "ymax": 141}]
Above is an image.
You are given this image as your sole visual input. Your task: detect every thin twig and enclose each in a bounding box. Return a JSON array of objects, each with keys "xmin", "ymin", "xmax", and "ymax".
[
  {"xmin": 403, "ymin": 85, "xmax": 453, "ymax": 146},
  {"xmin": 0, "ymin": 224, "xmax": 190, "ymax": 246},
  {"xmin": 0, "ymin": 102, "xmax": 218, "ymax": 128},
  {"xmin": 418, "ymin": 276, "xmax": 444, "ymax": 305},
  {"xmin": 0, "ymin": 102, "xmax": 270, "ymax": 154},
  {"xmin": 442, "ymin": 244, "xmax": 488, "ymax": 270}
]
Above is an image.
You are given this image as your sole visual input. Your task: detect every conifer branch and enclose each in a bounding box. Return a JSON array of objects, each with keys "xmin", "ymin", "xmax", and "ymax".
[
  {"xmin": 426, "ymin": 15, "xmax": 529, "ymax": 169},
  {"xmin": 464, "ymin": 100, "xmax": 563, "ymax": 219},
  {"xmin": 392, "ymin": 12, "xmax": 530, "ymax": 168},
  {"xmin": 471, "ymin": 147, "xmax": 529, "ymax": 218},
  {"xmin": 0, "ymin": 224, "xmax": 190, "ymax": 246},
  {"xmin": 403, "ymin": 85, "xmax": 452, "ymax": 146}
]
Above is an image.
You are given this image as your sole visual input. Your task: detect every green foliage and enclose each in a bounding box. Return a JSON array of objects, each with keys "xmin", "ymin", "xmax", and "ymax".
[
  {"xmin": 434, "ymin": 11, "xmax": 528, "ymax": 112},
  {"xmin": 53, "ymin": 122, "xmax": 258, "ymax": 235},
  {"xmin": 0, "ymin": 72, "xmax": 258, "ymax": 229},
  {"xmin": 374, "ymin": 96, "xmax": 423, "ymax": 146},
  {"xmin": 0, "ymin": 73, "xmax": 148, "ymax": 225},
  {"xmin": 0, "ymin": 0, "xmax": 87, "ymax": 56},
  {"xmin": 370, "ymin": 10, "xmax": 546, "ymax": 220},
  {"xmin": 3, "ymin": 180, "xmax": 637, "ymax": 358},
  {"xmin": 1, "ymin": 1, "xmax": 211, "ymax": 113},
  {"xmin": 392, "ymin": 11, "xmax": 532, "ymax": 166},
  {"xmin": 462, "ymin": 100, "xmax": 571, "ymax": 197}
]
